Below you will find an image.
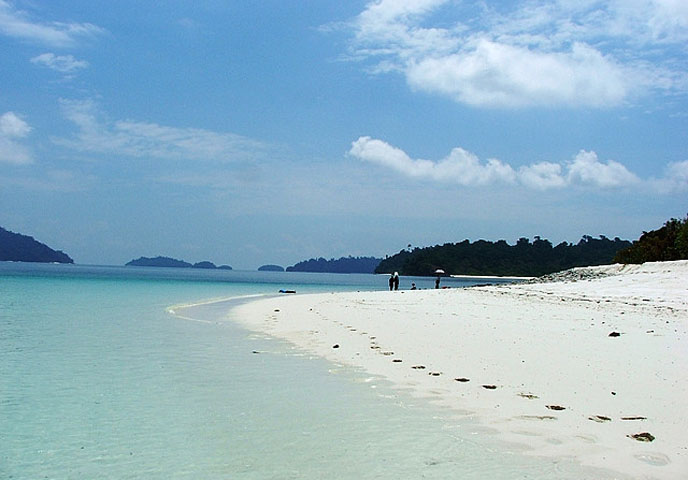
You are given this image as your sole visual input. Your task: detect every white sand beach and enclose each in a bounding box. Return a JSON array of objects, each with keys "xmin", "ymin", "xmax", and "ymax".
[{"xmin": 232, "ymin": 261, "xmax": 688, "ymax": 479}]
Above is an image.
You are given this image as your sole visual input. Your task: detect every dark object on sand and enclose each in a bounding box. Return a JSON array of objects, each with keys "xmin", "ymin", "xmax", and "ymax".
[
  {"xmin": 546, "ymin": 405, "xmax": 566, "ymax": 411},
  {"xmin": 609, "ymin": 331, "xmax": 621, "ymax": 337},
  {"xmin": 628, "ymin": 432, "xmax": 655, "ymax": 442},
  {"xmin": 279, "ymin": 289, "xmax": 296, "ymax": 294},
  {"xmin": 482, "ymin": 384, "xmax": 497, "ymax": 390},
  {"xmin": 455, "ymin": 377, "xmax": 470, "ymax": 382}
]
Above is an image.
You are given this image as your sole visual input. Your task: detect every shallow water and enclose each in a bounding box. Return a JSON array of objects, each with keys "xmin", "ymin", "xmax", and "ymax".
[{"xmin": 1, "ymin": 263, "xmax": 620, "ymax": 479}]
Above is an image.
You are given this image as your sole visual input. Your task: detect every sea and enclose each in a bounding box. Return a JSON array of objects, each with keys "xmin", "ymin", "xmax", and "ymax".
[{"xmin": 1, "ymin": 262, "xmax": 617, "ymax": 479}]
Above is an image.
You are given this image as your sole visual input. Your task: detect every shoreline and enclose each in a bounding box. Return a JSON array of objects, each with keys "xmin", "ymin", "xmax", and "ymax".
[{"xmin": 232, "ymin": 261, "xmax": 688, "ymax": 479}]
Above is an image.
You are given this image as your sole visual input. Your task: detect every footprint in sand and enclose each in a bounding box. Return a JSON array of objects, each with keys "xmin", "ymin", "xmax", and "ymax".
[
  {"xmin": 482, "ymin": 384, "xmax": 497, "ymax": 390},
  {"xmin": 546, "ymin": 405, "xmax": 566, "ymax": 411},
  {"xmin": 411, "ymin": 365, "xmax": 426, "ymax": 370},
  {"xmin": 621, "ymin": 416, "xmax": 647, "ymax": 421},
  {"xmin": 392, "ymin": 359, "xmax": 402, "ymax": 363},
  {"xmin": 517, "ymin": 393, "xmax": 539, "ymax": 400},
  {"xmin": 634, "ymin": 452, "xmax": 670, "ymax": 466},
  {"xmin": 428, "ymin": 372, "xmax": 441, "ymax": 376},
  {"xmin": 589, "ymin": 415, "xmax": 612, "ymax": 423},
  {"xmin": 517, "ymin": 415, "xmax": 556, "ymax": 421},
  {"xmin": 454, "ymin": 377, "xmax": 470, "ymax": 382}
]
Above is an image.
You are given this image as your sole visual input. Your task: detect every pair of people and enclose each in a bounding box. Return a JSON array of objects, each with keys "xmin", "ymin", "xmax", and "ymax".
[{"xmin": 388, "ymin": 272, "xmax": 400, "ymax": 290}]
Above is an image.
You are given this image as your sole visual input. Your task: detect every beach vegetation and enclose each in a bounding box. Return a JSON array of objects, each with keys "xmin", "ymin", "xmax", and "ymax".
[{"xmin": 614, "ymin": 215, "xmax": 688, "ymax": 264}]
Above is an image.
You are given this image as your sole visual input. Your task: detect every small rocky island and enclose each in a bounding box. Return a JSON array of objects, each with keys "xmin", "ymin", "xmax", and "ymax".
[
  {"xmin": 126, "ymin": 256, "xmax": 232, "ymax": 270},
  {"xmin": 0, "ymin": 226, "xmax": 74, "ymax": 264},
  {"xmin": 258, "ymin": 264, "xmax": 285, "ymax": 272}
]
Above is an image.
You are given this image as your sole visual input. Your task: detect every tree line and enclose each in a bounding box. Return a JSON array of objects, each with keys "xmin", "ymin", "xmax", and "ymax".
[
  {"xmin": 286, "ymin": 256, "xmax": 381, "ymax": 274},
  {"xmin": 376, "ymin": 236, "xmax": 632, "ymax": 277}
]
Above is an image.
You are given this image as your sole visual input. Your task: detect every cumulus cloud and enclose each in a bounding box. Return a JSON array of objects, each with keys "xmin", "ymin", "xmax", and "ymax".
[
  {"xmin": 31, "ymin": 53, "xmax": 88, "ymax": 73},
  {"xmin": 651, "ymin": 159, "xmax": 688, "ymax": 192},
  {"xmin": 343, "ymin": 0, "xmax": 688, "ymax": 107},
  {"xmin": 55, "ymin": 99, "xmax": 267, "ymax": 163},
  {"xmin": 350, "ymin": 136, "xmax": 516, "ymax": 186},
  {"xmin": 518, "ymin": 162, "xmax": 566, "ymax": 190},
  {"xmin": 567, "ymin": 150, "xmax": 639, "ymax": 187},
  {"xmin": 0, "ymin": 111, "xmax": 33, "ymax": 164},
  {"xmin": 349, "ymin": 136, "xmax": 645, "ymax": 190},
  {"xmin": 0, "ymin": 0, "xmax": 103, "ymax": 47}
]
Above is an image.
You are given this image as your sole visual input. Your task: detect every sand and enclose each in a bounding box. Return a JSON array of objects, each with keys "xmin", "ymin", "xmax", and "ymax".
[{"xmin": 232, "ymin": 261, "xmax": 688, "ymax": 479}]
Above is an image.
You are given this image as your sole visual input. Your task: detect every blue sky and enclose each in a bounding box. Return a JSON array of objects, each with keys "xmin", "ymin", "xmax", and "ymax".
[{"xmin": 1, "ymin": 0, "xmax": 686, "ymax": 268}]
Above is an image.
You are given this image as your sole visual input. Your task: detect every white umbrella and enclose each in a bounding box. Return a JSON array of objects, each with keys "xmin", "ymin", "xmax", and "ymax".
[{"xmin": 434, "ymin": 269, "xmax": 445, "ymax": 275}]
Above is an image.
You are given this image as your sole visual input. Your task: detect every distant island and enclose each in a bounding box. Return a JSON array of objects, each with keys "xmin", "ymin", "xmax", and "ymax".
[
  {"xmin": 286, "ymin": 256, "xmax": 382, "ymax": 274},
  {"xmin": 376, "ymin": 236, "xmax": 632, "ymax": 277},
  {"xmin": 126, "ymin": 256, "xmax": 232, "ymax": 270},
  {"xmin": 258, "ymin": 264, "xmax": 285, "ymax": 272},
  {"xmin": 0, "ymin": 226, "xmax": 74, "ymax": 264}
]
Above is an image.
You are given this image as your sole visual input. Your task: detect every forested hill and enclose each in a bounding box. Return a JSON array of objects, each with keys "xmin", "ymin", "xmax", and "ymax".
[
  {"xmin": 0, "ymin": 226, "xmax": 74, "ymax": 264},
  {"xmin": 376, "ymin": 236, "xmax": 631, "ymax": 277},
  {"xmin": 286, "ymin": 256, "xmax": 381, "ymax": 274}
]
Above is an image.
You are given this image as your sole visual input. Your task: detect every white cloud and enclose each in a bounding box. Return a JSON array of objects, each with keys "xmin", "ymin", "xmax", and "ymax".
[
  {"xmin": 349, "ymin": 136, "xmax": 646, "ymax": 190},
  {"xmin": 0, "ymin": 0, "xmax": 103, "ymax": 47},
  {"xmin": 567, "ymin": 150, "xmax": 640, "ymax": 187},
  {"xmin": 406, "ymin": 40, "xmax": 627, "ymax": 107},
  {"xmin": 652, "ymin": 159, "xmax": 688, "ymax": 192},
  {"xmin": 344, "ymin": 0, "xmax": 688, "ymax": 107},
  {"xmin": 55, "ymin": 99, "xmax": 267, "ymax": 163},
  {"xmin": 350, "ymin": 136, "xmax": 516, "ymax": 186},
  {"xmin": 0, "ymin": 111, "xmax": 32, "ymax": 164},
  {"xmin": 31, "ymin": 53, "xmax": 88, "ymax": 73},
  {"xmin": 0, "ymin": 111, "xmax": 31, "ymax": 137},
  {"xmin": 518, "ymin": 162, "xmax": 566, "ymax": 190}
]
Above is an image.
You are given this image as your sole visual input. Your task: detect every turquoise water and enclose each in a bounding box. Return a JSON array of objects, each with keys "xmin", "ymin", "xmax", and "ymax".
[{"xmin": 1, "ymin": 263, "xmax": 616, "ymax": 479}]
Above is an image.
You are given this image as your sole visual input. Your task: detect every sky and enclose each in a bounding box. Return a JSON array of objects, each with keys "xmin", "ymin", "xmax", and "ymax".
[{"xmin": 1, "ymin": 0, "xmax": 687, "ymax": 269}]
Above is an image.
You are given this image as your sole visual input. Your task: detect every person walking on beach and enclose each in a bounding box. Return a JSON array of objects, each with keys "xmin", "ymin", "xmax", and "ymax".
[
  {"xmin": 389, "ymin": 273, "xmax": 395, "ymax": 291},
  {"xmin": 435, "ymin": 276, "xmax": 440, "ymax": 289},
  {"xmin": 393, "ymin": 272, "xmax": 400, "ymax": 291}
]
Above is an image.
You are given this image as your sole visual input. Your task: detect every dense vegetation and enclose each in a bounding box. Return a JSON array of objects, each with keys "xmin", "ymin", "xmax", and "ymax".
[
  {"xmin": 0, "ymin": 226, "xmax": 73, "ymax": 264},
  {"xmin": 614, "ymin": 215, "xmax": 688, "ymax": 264},
  {"xmin": 287, "ymin": 256, "xmax": 381, "ymax": 274},
  {"xmin": 376, "ymin": 236, "xmax": 631, "ymax": 277}
]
